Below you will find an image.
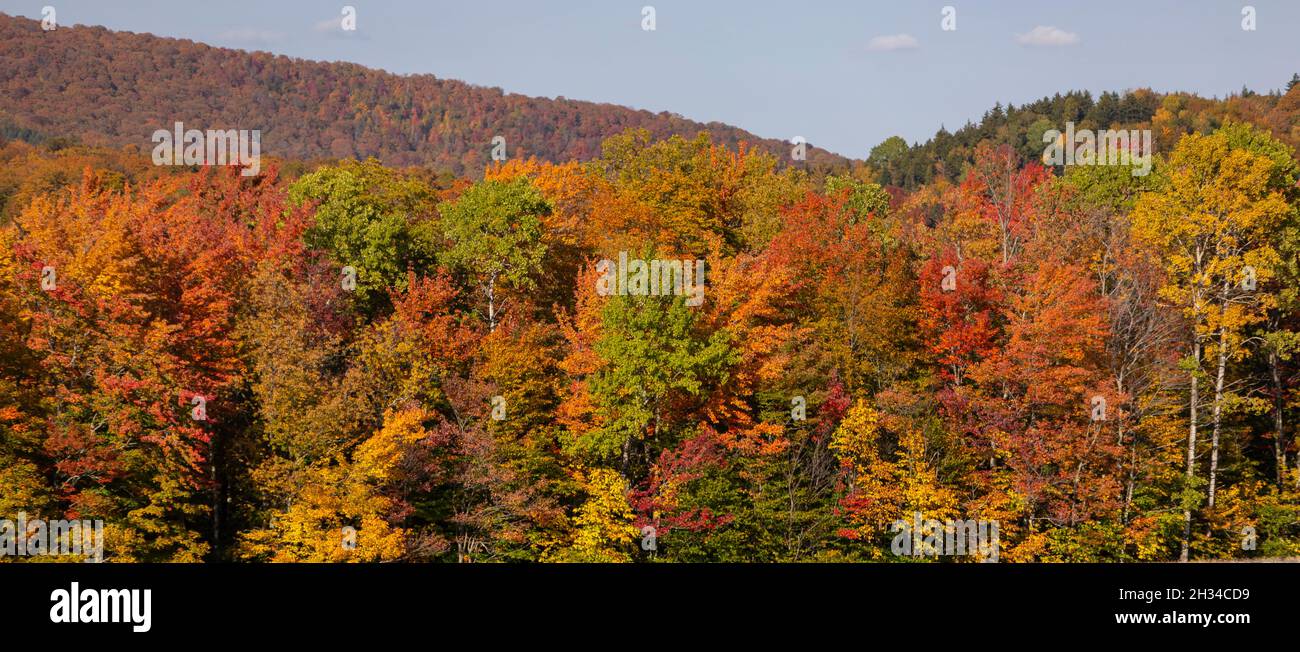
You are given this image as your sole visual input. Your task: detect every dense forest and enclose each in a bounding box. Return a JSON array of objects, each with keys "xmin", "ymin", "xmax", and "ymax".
[
  {"xmin": 871, "ymin": 77, "xmax": 1300, "ymax": 189},
  {"xmin": 3, "ymin": 14, "xmax": 1300, "ymax": 563},
  {"xmin": 0, "ymin": 14, "xmax": 847, "ymax": 176}
]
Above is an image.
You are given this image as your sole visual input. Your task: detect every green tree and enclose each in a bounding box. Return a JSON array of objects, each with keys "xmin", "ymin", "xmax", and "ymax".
[
  {"xmin": 867, "ymin": 136, "xmax": 909, "ymax": 186},
  {"xmin": 439, "ymin": 178, "xmax": 551, "ymax": 331},
  {"xmin": 289, "ymin": 158, "xmax": 441, "ymax": 316},
  {"xmin": 575, "ymin": 291, "xmax": 735, "ymax": 473}
]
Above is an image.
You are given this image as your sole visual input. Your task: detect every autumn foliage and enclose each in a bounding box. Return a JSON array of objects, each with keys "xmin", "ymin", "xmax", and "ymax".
[{"xmin": 4, "ymin": 91, "xmax": 1300, "ymax": 562}]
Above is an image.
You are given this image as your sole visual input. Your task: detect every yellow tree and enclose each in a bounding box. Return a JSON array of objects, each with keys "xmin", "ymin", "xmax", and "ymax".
[
  {"xmin": 1131, "ymin": 128, "xmax": 1290, "ymax": 560},
  {"xmin": 553, "ymin": 467, "xmax": 638, "ymax": 562},
  {"xmin": 830, "ymin": 399, "xmax": 958, "ymax": 558},
  {"xmin": 237, "ymin": 408, "xmax": 430, "ymax": 562}
]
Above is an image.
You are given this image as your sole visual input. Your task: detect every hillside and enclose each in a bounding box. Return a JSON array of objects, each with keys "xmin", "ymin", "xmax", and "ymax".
[
  {"xmin": 0, "ymin": 13, "xmax": 850, "ymax": 175},
  {"xmin": 870, "ymin": 81, "xmax": 1300, "ymax": 189}
]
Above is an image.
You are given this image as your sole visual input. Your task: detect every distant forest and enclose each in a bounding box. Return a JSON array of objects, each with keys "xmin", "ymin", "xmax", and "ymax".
[
  {"xmin": 871, "ymin": 76, "xmax": 1300, "ymax": 189},
  {"xmin": 0, "ymin": 14, "xmax": 848, "ymax": 175}
]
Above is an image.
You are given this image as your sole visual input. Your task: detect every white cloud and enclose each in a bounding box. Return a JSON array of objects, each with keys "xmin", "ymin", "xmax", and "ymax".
[
  {"xmin": 867, "ymin": 34, "xmax": 919, "ymax": 52},
  {"xmin": 313, "ymin": 15, "xmax": 365, "ymax": 39},
  {"xmin": 217, "ymin": 28, "xmax": 285, "ymax": 45},
  {"xmin": 1015, "ymin": 26, "xmax": 1080, "ymax": 47}
]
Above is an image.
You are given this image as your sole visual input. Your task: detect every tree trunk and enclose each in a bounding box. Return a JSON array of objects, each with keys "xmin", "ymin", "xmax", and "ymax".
[
  {"xmin": 1123, "ymin": 446, "xmax": 1136, "ymax": 524},
  {"xmin": 486, "ymin": 275, "xmax": 497, "ymax": 332},
  {"xmin": 1207, "ymin": 326, "xmax": 1228, "ymax": 509},
  {"xmin": 1181, "ymin": 338, "xmax": 1200, "ymax": 563},
  {"xmin": 211, "ymin": 444, "xmax": 220, "ymax": 560},
  {"xmin": 1271, "ymin": 350, "xmax": 1286, "ymax": 488}
]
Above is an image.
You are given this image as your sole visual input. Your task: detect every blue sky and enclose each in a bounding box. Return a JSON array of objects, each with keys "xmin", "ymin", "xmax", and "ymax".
[{"xmin": 4, "ymin": 1, "xmax": 1298, "ymax": 158}]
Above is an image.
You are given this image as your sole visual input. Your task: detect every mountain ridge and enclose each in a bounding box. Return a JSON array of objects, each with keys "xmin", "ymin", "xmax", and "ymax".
[{"xmin": 0, "ymin": 13, "xmax": 851, "ymax": 175}]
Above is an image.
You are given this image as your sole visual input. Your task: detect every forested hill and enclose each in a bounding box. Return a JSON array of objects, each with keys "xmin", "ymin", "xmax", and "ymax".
[
  {"xmin": 868, "ymin": 79, "xmax": 1300, "ymax": 189},
  {"xmin": 0, "ymin": 13, "xmax": 850, "ymax": 174}
]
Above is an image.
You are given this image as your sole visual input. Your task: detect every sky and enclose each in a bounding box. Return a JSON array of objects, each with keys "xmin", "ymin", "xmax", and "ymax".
[{"xmin": 3, "ymin": 0, "xmax": 1299, "ymax": 159}]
